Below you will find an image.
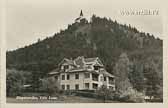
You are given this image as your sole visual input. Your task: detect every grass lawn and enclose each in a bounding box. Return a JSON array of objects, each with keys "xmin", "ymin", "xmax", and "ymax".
[{"xmin": 7, "ymin": 95, "xmax": 119, "ymax": 103}]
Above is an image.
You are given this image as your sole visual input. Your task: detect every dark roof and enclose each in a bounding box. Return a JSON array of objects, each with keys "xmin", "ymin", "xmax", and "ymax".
[
  {"xmin": 59, "ymin": 58, "xmax": 75, "ymax": 66},
  {"xmin": 100, "ymin": 69, "xmax": 114, "ymax": 77},
  {"xmin": 50, "ymin": 67, "xmax": 59, "ymax": 72}
]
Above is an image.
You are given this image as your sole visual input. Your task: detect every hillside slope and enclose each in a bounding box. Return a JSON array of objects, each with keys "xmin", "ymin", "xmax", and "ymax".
[{"xmin": 6, "ymin": 15, "xmax": 162, "ymax": 75}]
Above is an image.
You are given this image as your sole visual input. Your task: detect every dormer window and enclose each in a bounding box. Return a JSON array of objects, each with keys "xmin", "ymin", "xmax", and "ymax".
[
  {"xmin": 94, "ymin": 66, "xmax": 99, "ymax": 70},
  {"xmin": 64, "ymin": 65, "xmax": 69, "ymax": 69},
  {"xmin": 63, "ymin": 65, "xmax": 69, "ymax": 71}
]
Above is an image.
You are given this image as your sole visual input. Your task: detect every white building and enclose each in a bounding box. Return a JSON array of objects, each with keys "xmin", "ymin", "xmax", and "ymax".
[{"xmin": 48, "ymin": 56, "xmax": 115, "ymax": 91}]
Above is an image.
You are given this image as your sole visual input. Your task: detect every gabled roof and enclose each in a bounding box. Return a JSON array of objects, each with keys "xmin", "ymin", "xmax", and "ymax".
[
  {"xmin": 99, "ymin": 69, "xmax": 114, "ymax": 78},
  {"xmin": 58, "ymin": 58, "xmax": 75, "ymax": 66},
  {"xmin": 49, "ymin": 56, "xmax": 114, "ymax": 77},
  {"xmin": 85, "ymin": 57, "xmax": 104, "ymax": 67}
]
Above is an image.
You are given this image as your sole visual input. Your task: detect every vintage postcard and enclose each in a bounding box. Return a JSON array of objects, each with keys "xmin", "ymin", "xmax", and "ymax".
[{"xmin": 0, "ymin": 0, "xmax": 168, "ymax": 108}]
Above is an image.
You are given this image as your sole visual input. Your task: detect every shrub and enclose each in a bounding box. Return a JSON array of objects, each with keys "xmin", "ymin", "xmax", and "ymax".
[
  {"xmin": 96, "ymin": 85, "xmax": 115, "ymax": 102},
  {"xmin": 40, "ymin": 77, "xmax": 60, "ymax": 96},
  {"xmin": 120, "ymin": 87, "xmax": 145, "ymax": 102}
]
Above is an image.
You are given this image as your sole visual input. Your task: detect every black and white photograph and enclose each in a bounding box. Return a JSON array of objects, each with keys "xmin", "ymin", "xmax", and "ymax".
[{"xmin": 2, "ymin": 0, "xmax": 166, "ymax": 105}]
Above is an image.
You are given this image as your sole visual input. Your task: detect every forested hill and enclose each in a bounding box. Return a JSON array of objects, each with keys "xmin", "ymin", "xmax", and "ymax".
[{"xmin": 6, "ymin": 15, "xmax": 162, "ymax": 76}]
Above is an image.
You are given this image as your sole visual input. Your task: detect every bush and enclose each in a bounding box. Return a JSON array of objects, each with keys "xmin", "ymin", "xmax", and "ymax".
[
  {"xmin": 119, "ymin": 87, "xmax": 145, "ymax": 102},
  {"xmin": 39, "ymin": 77, "xmax": 60, "ymax": 96},
  {"xmin": 96, "ymin": 85, "xmax": 115, "ymax": 102}
]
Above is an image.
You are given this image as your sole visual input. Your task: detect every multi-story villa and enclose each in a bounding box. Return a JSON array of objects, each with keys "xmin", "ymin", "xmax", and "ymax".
[{"xmin": 48, "ymin": 56, "xmax": 115, "ymax": 91}]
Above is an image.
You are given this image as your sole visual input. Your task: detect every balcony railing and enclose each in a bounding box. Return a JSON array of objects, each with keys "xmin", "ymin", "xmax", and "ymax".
[
  {"xmin": 92, "ymin": 77, "xmax": 98, "ymax": 81},
  {"xmin": 109, "ymin": 81, "xmax": 115, "ymax": 85}
]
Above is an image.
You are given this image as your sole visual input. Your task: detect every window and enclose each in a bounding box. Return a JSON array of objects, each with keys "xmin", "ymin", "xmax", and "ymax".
[
  {"xmin": 54, "ymin": 76, "xmax": 58, "ymax": 80},
  {"xmin": 93, "ymin": 83, "xmax": 98, "ymax": 89},
  {"xmin": 67, "ymin": 85, "xmax": 70, "ymax": 90},
  {"xmin": 84, "ymin": 73, "xmax": 90, "ymax": 78},
  {"xmin": 75, "ymin": 84, "xmax": 79, "ymax": 90},
  {"xmin": 62, "ymin": 75, "xmax": 65, "ymax": 80},
  {"xmin": 62, "ymin": 85, "xmax": 65, "ymax": 90},
  {"xmin": 109, "ymin": 86, "xmax": 114, "ymax": 90},
  {"xmin": 104, "ymin": 77, "xmax": 106, "ymax": 81},
  {"xmin": 100, "ymin": 76, "xmax": 103, "ymax": 81},
  {"xmin": 63, "ymin": 65, "xmax": 69, "ymax": 71},
  {"xmin": 85, "ymin": 83, "xmax": 89, "ymax": 89},
  {"xmin": 75, "ymin": 74, "xmax": 79, "ymax": 79},
  {"xmin": 94, "ymin": 66, "xmax": 99, "ymax": 70},
  {"xmin": 67, "ymin": 74, "xmax": 70, "ymax": 80},
  {"xmin": 64, "ymin": 65, "xmax": 69, "ymax": 69}
]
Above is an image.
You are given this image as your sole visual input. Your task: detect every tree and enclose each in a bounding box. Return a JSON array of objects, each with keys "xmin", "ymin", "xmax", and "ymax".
[
  {"xmin": 144, "ymin": 59, "xmax": 163, "ymax": 100},
  {"xmin": 129, "ymin": 60, "xmax": 145, "ymax": 92},
  {"xmin": 6, "ymin": 69, "xmax": 25, "ymax": 97},
  {"xmin": 114, "ymin": 53, "xmax": 132, "ymax": 93},
  {"xmin": 40, "ymin": 77, "xmax": 60, "ymax": 96}
]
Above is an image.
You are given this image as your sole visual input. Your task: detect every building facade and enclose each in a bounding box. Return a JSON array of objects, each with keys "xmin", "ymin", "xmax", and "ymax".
[{"xmin": 48, "ymin": 56, "xmax": 115, "ymax": 91}]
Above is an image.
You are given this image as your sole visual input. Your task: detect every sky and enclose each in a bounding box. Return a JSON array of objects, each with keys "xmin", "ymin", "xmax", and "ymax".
[{"xmin": 6, "ymin": 0, "xmax": 163, "ymax": 50}]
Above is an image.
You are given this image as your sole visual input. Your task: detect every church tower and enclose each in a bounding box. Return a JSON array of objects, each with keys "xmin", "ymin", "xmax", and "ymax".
[
  {"xmin": 80, "ymin": 10, "xmax": 83, "ymax": 17},
  {"xmin": 75, "ymin": 10, "xmax": 84, "ymax": 23}
]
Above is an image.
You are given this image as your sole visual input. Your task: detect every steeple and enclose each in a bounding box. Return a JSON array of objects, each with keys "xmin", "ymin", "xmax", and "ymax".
[
  {"xmin": 75, "ymin": 10, "xmax": 84, "ymax": 23},
  {"xmin": 80, "ymin": 10, "xmax": 83, "ymax": 17}
]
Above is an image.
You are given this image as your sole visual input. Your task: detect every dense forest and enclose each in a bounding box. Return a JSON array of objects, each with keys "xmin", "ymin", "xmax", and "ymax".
[{"xmin": 6, "ymin": 15, "xmax": 163, "ymax": 101}]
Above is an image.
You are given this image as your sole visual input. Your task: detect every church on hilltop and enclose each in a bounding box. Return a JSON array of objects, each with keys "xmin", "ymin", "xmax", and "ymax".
[{"xmin": 75, "ymin": 10, "xmax": 85, "ymax": 23}]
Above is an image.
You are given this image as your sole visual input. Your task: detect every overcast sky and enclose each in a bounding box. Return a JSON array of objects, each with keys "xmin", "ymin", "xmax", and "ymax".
[{"xmin": 6, "ymin": 0, "xmax": 163, "ymax": 50}]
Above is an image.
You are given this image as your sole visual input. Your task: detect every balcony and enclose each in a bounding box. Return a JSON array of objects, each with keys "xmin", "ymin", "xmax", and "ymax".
[
  {"xmin": 109, "ymin": 81, "xmax": 115, "ymax": 85},
  {"xmin": 109, "ymin": 77, "xmax": 115, "ymax": 85},
  {"xmin": 92, "ymin": 77, "xmax": 98, "ymax": 81},
  {"xmin": 92, "ymin": 73, "xmax": 99, "ymax": 81}
]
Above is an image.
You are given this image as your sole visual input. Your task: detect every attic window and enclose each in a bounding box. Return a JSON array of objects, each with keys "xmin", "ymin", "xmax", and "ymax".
[
  {"xmin": 64, "ymin": 65, "xmax": 69, "ymax": 70},
  {"xmin": 94, "ymin": 66, "xmax": 99, "ymax": 70}
]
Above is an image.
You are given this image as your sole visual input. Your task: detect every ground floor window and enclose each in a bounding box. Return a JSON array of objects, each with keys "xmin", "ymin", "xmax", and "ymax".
[
  {"xmin": 85, "ymin": 83, "xmax": 89, "ymax": 89},
  {"xmin": 75, "ymin": 84, "xmax": 79, "ymax": 90},
  {"xmin": 93, "ymin": 83, "xmax": 98, "ymax": 89},
  {"xmin": 67, "ymin": 85, "xmax": 70, "ymax": 90},
  {"xmin": 109, "ymin": 86, "xmax": 113, "ymax": 89}
]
